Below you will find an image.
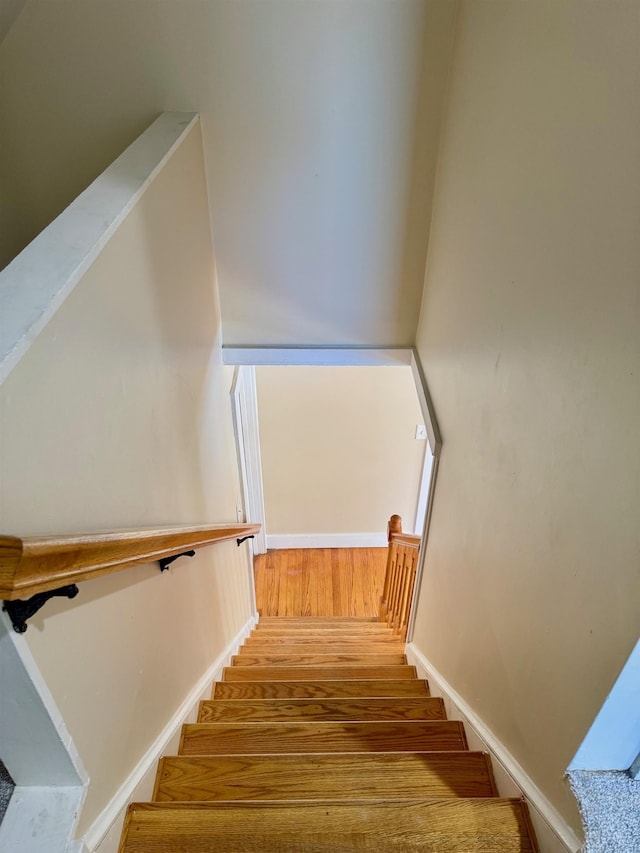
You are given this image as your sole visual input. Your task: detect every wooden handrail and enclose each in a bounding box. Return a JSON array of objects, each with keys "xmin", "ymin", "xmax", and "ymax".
[
  {"xmin": 0, "ymin": 522, "xmax": 260, "ymax": 601},
  {"xmin": 379, "ymin": 515, "xmax": 420, "ymax": 638},
  {"xmin": 390, "ymin": 532, "xmax": 421, "ymax": 548}
]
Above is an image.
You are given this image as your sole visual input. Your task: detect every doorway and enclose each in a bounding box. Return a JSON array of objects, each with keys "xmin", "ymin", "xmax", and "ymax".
[{"xmin": 227, "ymin": 348, "xmax": 440, "ymax": 635}]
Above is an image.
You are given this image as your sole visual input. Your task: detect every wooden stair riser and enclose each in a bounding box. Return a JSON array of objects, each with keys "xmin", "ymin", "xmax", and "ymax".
[
  {"xmin": 197, "ymin": 697, "xmax": 446, "ymax": 723},
  {"xmin": 253, "ymin": 625, "xmax": 396, "ymax": 634},
  {"xmin": 179, "ymin": 720, "xmax": 468, "ymax": 755},
  {"xmin": 223, "ymin": 665, "xmax": 417, "ymax": 681},
  {"xmin": 232, "ymin": 653, "xmax": 407, "ymax": 666},
  {"xmin": 121, "ymin": 800, "xmax": 537, "ymax": 852},
  {"xmin": 243, "ymin": 638, "xmax": 405, "ymax": 648},
  {"xmin": 212, "ymin": 679, "xmax": 431, "ymax": 700},
  {"xmin": 155, "ymin": 752, "xmax": 496, "ymax": 802},
  {"xmin": 257, "ymin": 617, "xmax": 380, "ymax": 624}
]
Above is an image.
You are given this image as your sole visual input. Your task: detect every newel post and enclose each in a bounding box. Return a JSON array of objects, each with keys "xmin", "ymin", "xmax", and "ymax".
[{"xmin": 378, "ymin": 514, "xmax": 402, "ymax": 622}]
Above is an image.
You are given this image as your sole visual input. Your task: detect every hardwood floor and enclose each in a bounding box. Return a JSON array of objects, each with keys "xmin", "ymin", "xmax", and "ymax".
[{"xmin": 254, "ymin": 548, "xmax": 387, "ymax": 617}]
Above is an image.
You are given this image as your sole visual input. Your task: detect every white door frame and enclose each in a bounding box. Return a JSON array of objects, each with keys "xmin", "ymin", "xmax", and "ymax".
[
  {"xmin": 230, "ymin": 365, "xmax": 267, "ymax": 556},
  {"xmin": 405, "ymin": 350, "xmax": 442, "ymax": 642}
]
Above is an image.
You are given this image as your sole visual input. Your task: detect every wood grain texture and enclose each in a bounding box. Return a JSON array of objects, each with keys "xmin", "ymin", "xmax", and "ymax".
[
  {"xmin": 379, "ymin": 515, "xmax": 421, "ymax": 632},
  {"xmin": 222, "ymin": 665, "xmax": 417, "ymax": 682},
  {"xmin": 254, "ymin": 548, "xmax": 387, "ymax": 617},
  {"xmin": 0, "ymin": 522, "xmax": 260, "ymax": 599},
  {"xmin": 155, "ymin": 752, "xmax": 495, "ymax": 801},
  {"xmin": 212, "ymin": 679, "xmax": 431, "ymax": 700},
  {"xmin": 252, "ymin": 626, "xmax": 396, "ymax": 636},
  {"xmin": 120, "ymin": 800, "xmax": 537, "ymax": 852},
  {"xmin": 258, "ymin": 617, "xmax": 380, "ymax": 624},
  {"xmin": 242, "ymin": 639, "xmax": 405, "ymax": 650},
  {"xmin": 179, "ymin": 720, "xmax": 468, "ymax": 755},
  {"xmin": 197, "ymin": 697, "xmax": 446, "ymax": 723},
  {"xmin": 117, "ymin": 608, "xmax": 539, "ymax": 853},
  {"xmin": 231, "ymin": 653, "xmax": 407, "ymax": 666}
]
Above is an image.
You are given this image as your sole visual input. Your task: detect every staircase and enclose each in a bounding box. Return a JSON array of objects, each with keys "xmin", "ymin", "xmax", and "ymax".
[{"xmin": 119, "ymin": 616, "xmax": 538, "ymax": 851}]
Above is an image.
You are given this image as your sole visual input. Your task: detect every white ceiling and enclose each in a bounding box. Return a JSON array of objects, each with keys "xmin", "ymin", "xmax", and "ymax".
[{"xmin": 0, "ymin": 0, "xmax": 455, "ymax": 347}]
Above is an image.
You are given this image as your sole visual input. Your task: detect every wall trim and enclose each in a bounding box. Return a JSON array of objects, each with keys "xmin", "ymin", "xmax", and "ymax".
[
  {"xmin": 413, "ymin": 442, "xmax": 435, "ymax": 536},
  {"xmin": 81, "ymin": 614, "xmax": 258, "ymax": 851},
  {"xmin": 230, "ymin": 365, "xmax": 268, "ymax": 556},
  {"xmin": 406, "ymin": 642, "xmax": 582, "ymax": 853},
  {"xmin": 266, "ymin": 533, "xmax": 387, "ymax": 549},
  {"xmin": 409, "ymin": 350, "xmax": 441, "ymax": 452},
  {"xmin": 222, "ymin": 347, "xmax": 413, "ymax": 367},
  {"xmin": 405, "ymin": 349, "xmax": 441, "ymax": 643}
]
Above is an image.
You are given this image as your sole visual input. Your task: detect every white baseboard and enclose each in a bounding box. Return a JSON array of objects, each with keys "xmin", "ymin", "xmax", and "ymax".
[
  {"xmin": 406, "ymin": 643, "xmax": 583, "ymax": 853},
  {"xmin": 266, "ymin": 533, "xmax": 387, "ymax": 549},
  {"xmin": 82, "ymin": 614, "xmax": 258, "ymax": 852}
]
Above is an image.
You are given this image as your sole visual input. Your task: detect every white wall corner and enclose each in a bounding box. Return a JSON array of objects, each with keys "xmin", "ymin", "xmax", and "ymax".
[
  {"xmin": 81, "ymin": 613, "xmax": 258, "ymax": 852},
  {"xmin": 2, "ymin": 613, "xmax": 89, "ymax": 787},
  {"xmin": 569, "ymin": 637, "xmax": 640, "ymax": 772},
  {"xmin": 266, "ymin": 533, "xmax": 387, "ymax": 549},
  {"xmin": 0, "ymin": 612, "xmax": 89, "ymax": 853},
  {"xmin": 406, "ymin": 642, "xmax": 582, "ymax": 853},
  {"xmin": 410, "ymin": 350, "xmax": 441, "ymax": 453}
]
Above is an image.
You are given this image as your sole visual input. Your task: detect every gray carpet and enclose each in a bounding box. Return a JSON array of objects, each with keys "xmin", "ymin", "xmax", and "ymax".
[
  {"xmin": 0, "ymin": 759, "xmax": 14, "ymax": 825},
  {"xmin": 569, "ymin": 769, "xmax": 640, "ymax": 852}
]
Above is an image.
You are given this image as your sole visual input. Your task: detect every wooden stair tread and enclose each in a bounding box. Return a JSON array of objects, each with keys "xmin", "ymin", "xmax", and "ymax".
[
  {"xmin": 198, "ymin": 697, "xmax": 445, "ymax": 722},
  {"xmin": 118, "ymin": 605, "xmax": 539, "ymax": 851},
  {"xmin": 121, "ymin": 799, "xmax": 537, "ymax": 852},
  {"xmin": 155, "ymin": 752, "xmax": 495, "ymax": 801},
  {"xmin": 213, "ymin": 679, "xmax": 430, "ymax": 699},
  {"xmin": 232, "ymin": 653, "xmax": 407, "ymax": 666},
  {"xmin": 179, "ymin": 720, "xmax": 468, "ymax": 754},
  {"xmin": 223, "ymin": 665, "xmax": 417, "ymax": 681},
  {"xmin": 120, "ymin": 798, "xmax": 536, "ymax": 853}
]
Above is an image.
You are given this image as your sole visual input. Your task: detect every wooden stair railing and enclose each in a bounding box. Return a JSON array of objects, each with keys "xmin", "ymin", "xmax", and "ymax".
[
  {"xmin": 378, "ymin": 514, "xmax": 420, "ymax": 639},
  {"xmin": 0, "ymin": 522, "xmax": 260, "ymax": 632}
]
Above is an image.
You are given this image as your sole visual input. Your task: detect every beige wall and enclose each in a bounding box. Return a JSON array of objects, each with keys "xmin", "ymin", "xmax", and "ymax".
[
  {"xmin": 256, "ymin": 366, "xmax": 425, "ymax": 536},
  {"xmin": 0, "ymin": 125, "xmax": 253, "ymax": 833},
  {"xmin": 0, "ymin": 0, "xmax": 455, "ymax": 347},
  {"xmin": 414, "ymin": 0, "xmax": 640, "ymax": 834}
]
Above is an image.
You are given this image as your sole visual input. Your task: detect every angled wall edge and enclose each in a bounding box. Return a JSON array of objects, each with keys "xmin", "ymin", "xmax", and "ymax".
[{"xmin": 0, "ymin": 111, "xmax": 198, "ymax": 386}]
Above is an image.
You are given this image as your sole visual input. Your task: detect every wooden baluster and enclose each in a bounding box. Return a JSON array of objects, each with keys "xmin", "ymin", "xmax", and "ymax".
[
  {"xmin": 399, "ymin": 550, "xmax": 417, "ymax": 639},
  {"xmin": 379, "ymin": 514, "xmax": 402, "ymax": 623},
  {"xmin": 387, "ymin": 548, "xmax": 400, "ymax": 628},
  {"xmin": 399, "ymin": 548, "xmax": 411, "ymax": 633},
  {"xmin": 390, "ymin": 547, "xmax": 407, "ymax": 633},
  {"xmin": 388, "ymin": 547, "xmax": 401, "ymax": 627}
]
